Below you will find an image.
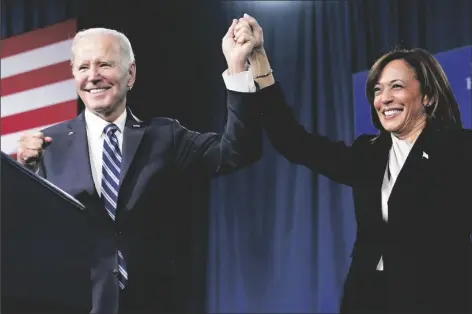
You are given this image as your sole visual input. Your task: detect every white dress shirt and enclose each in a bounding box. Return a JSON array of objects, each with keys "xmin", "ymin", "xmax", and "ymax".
[
  {"xmin": 377, "ymin": 134, "xmax": 413, "ymax": 270},
  {"xmin": 84, "ymin": 108, "xmax": 127, "ymax": 195},
  {"xmin": 222, "ymin": 69, "xmax": 257, "ymax": 93}
]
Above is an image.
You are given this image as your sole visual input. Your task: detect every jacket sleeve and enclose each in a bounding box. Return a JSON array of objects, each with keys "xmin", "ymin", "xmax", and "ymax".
[
  {"xmin": 259, "ymin": 82, "xmax": 365, "ymax": 187},
  {"xmin": 172, "ymin": 88, "xmax": 262, "ymax": 175}
]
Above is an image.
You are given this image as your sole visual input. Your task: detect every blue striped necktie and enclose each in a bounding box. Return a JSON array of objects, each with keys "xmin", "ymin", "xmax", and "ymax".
[{"xmin": 101, "ymin": 123, "xmax": 128, "ymax": 289}]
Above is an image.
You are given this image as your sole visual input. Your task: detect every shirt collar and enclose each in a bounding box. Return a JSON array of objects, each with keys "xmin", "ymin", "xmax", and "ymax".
[
  {"xmin": 390, "ymin": 133, "xmax": 413, "ymax": 149},
  {"xmin": 84, "ymin": 107, "xmax": 127, "ymax": 138}
]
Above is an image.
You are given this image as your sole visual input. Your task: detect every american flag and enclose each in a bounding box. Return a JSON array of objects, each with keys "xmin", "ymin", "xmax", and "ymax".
[{"xmin": 1, "ymin": 19, "xmax": 78, "ymax": 159}]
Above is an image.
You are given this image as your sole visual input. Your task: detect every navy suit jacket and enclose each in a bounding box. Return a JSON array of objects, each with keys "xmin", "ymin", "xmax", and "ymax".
[{"xmin": 37, "ymin": 89, "xmax": 262, "ymax": 313}]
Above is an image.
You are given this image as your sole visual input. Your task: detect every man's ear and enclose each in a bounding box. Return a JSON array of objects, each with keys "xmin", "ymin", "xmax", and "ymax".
[{"xmin": 127, "ymin": 62, "xmax": 136, "ymax": 89}]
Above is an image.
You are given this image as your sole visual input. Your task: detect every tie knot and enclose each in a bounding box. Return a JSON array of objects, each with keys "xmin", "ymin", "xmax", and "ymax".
[{"xmin": 104, "ymin": 123, "xmax": 119, "ymax": 136}]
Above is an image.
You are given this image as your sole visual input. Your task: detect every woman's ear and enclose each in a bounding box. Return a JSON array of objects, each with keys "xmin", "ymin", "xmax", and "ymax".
[{"xmin": 423, "ymin": 95, "xmax": 434, "ymax": 107}]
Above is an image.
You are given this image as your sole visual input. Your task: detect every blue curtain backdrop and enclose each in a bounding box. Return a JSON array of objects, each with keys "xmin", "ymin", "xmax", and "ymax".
[
  {"xmin": 1, "ymin": 0, "xmax": 80, "ymax": 38},
  {"xmin": 2, "ymin": 0, "xmax": 472, "ymax": 313},
  {"xmin": 208, "ymin": 2, "xmax": 355, "ymax": 312},
  {"xmin": 207, "ymin": 1, "xmax": 472, "ymax": 313}
]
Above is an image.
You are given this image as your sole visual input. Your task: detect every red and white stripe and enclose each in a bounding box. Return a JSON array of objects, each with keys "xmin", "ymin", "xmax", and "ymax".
[{"xmin": 1, "ymin": 19, "xmax": 78, "ymax": 158}]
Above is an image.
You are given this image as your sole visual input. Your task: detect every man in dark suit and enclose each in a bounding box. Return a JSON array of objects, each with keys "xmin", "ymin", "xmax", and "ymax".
[{"xmin": 16, "ymin": 20, "xmax": 261, "ymax": 314}]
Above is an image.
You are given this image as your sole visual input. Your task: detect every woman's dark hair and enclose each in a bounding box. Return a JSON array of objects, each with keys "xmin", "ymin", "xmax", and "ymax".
[{"xmin": 365, "ymin": 48, "xmax": 463, "ymax": 131}]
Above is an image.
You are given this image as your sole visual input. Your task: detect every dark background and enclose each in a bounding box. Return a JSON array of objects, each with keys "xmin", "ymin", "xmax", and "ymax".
[{"xmin": 2, "ymin": 0, "xmax": 471, "ymax": 312}]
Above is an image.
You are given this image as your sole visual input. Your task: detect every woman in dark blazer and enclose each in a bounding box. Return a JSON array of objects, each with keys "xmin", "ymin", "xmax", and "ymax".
[{"xmin": 250, "ymin": 46, "xmax": 472, "ymax": 312}]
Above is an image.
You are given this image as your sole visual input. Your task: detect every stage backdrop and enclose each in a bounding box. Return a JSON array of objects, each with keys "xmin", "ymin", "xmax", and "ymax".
[
  {"xmin": 354, "ymin": 45, "xmax": 472, "ymax": 136},
  {"xmin": 0, "ymin": 19, "xmax": 78, "ymax": 159}
]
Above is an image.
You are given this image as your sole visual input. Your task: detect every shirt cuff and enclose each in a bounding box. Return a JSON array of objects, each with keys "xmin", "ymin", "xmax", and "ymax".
[{"xmin": 222, "ymin": 68, "xmax": 257, "ymax": 93}]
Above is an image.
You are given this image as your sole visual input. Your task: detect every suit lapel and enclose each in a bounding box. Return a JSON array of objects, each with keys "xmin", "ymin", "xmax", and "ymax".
[
  {"xmin": 367, "ymin": 133, "xmax": 392, "ymax": 221},
  {"xmin": 65, "ymin": 113, "xmax": 97, "ymax": 198},
  {"xmin": 119, "ymin": 109, "xmax": 147, "ymax": 186},
  {"xmin": 369, "ymin": 133, "xmax": 392, "ymax": 184},
  {"xmin": 388, "ymin": 124, "xmax": 435, "ymax": 204}
]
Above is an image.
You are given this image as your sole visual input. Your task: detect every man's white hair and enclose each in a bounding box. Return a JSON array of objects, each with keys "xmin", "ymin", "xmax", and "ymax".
[{"xmin": 71, "ymin": 27, "xmax": 135, "ymax": 67}]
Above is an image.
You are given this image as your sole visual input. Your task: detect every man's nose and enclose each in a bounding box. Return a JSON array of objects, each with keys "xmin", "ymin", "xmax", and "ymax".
[{"xmin": 87, "ymin": 67, "xmax": 102, "ymax": 82}]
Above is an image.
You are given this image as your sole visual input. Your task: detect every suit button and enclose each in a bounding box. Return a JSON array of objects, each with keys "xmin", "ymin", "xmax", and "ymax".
[
  {"xmin": 112, "ymin": 269, "xmax": 119, "ymax": 276},
  {"xmin": 113, "ymin": 231, "xmax": 122, "ymax": 236}
]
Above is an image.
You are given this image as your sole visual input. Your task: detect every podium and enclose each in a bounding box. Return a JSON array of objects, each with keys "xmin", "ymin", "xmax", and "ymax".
[{"xmin": 1, "ymin": 152, "xmax": 92, "ymax": 313}]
